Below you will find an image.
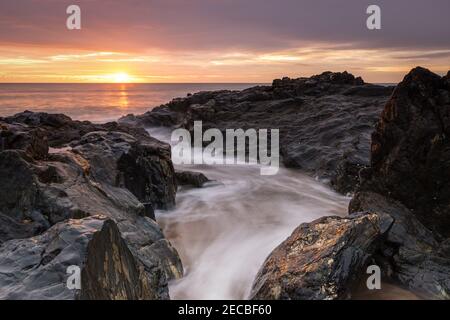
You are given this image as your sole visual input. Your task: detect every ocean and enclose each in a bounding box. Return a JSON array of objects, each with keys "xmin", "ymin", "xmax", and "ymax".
[{"xmin": 0, "ymin": 83, "xmax": 259, "ymax": 123}]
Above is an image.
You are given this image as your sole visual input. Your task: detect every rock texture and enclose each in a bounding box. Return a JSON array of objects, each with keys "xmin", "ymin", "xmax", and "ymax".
[
  {"xmin": 350, "ymin": 192, "xmax": 450, "ymax": 300},
  {"xmin": 121, "ymin": 71, "xmax": 394, "ymax": 194},
  {"xmin": 251, "ymin": 67, "xmax": 450, "ymax": 300},
  {"xmin": 175, "ymin": 170, "xmax": 210, "ymax": 188},
  {"xmin": 361, "ymin": 67, "xmax": 450, "ymax": 237},
  {"xmin": 347, "ymin": 67, "xmax": 450, "ymax": 299},
  {"xmin": 250, "ymin": 213, "xmax": 391, "ymax": 300},
  {"xmin": 0, "ymin": 216, "xmax": 158, "ymax": 300},
  {"xmin": 0, "ymin": 112, "xmax": 182, "ymax": 300}
]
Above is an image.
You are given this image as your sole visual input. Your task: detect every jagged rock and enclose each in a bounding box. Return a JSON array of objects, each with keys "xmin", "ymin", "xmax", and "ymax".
[
  {"xmin": 350, "ymin": 192, "xmax": 450, "ymax": 299},
  {"xmin": 250, "ymin": 213, "xmax": 391, "ymax": 300},
  {"xmin": 347, "ymin": 67, "xmax": 450, "ymax": 299},
  {"xmin": 175, "ymin": 170, "xmax": 210, "ymax": 188},
  {"xmin": 79, "ymin": 218, "xmax": 159, "ymax": 300},
  {"xmin": 2, "ymin": 110, "xmax": 167, "ymax": 151},
  {"xmin": 71, "ymin": 130, "xmax": 176, "ymax": 210},
  {"xmin": 121, "ymin": 71, "xmax": 394, "ymax": 193},
  {"xmin": 0, "ymin": 112, "xmax": 183, "ymax": 299},
  {"xmin": 0, "ymin": 216, "xmax": 161, "ymax": 300},
  {"xmin": 363, "ymin": 67, "xmax": 450, "ymax": 237},
  {"xmin": 0, "ymin": 122, "xmax": 48, "ymax": 159}
]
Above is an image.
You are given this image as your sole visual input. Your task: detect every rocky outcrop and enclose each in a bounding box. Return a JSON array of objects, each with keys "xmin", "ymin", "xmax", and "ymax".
[
  {"xmin": 251, "ymin": 67, "xmax": 450, "ymax": 300},
  {"xmin": 0, "ymin": 112, "xmax": 182, "ymax": 299},
  {"xmin": 250, "ymin": 213, "xmax": 392, "ymax": 300},
  {"xmin": 360, "ymin": 67, "xmax": 450, "ymax": 237},
  {"xmin": 121, "ymin": 71, "xmax": 394, "ymax": 194},
  {"xmin": 345, "ymin": 67, "xmax": 450, "ymax": 299},
  {"xmin": 350, "ymin": 192, "xmax": 450, "ymax": 299},
  {"xmin": 0, "ymin": 216, "xmax": 159, "ymax": 300},
  {"xmin": 79, "ymin": 218, "xmax": 159, "ymax": 300}
]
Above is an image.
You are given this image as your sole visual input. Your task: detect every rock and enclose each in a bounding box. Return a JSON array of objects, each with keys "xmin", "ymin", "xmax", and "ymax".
[
  {"xmin": 0, "ymin": 112, "xmax": 183, "ymax": 299},
  {"xmin": 250, "ymin": 213, "xmax": 391, "ymax": 300},
  {"xmin": 71, "ymin": 130, "xmax": 177, "ymax": 210},
  {"xmin": 331, "ymin": 160, "xmax": 367, "ymax": 195},
  {"xmin": 250, "ymin": 68, "xmax": 450, "ymax": 300},
  {"xmin": 363, "ymin": 67, "xmax": 450, "ymax": 237},
  {"xmin": 121, "ymin": 71, "xmax": 394, "ymax": 194},
  {"xmin": 0, "ymin": 122, "xmax": 48, "ymax": 159},
  {"xmin": 175, "ymin": 170, "xmax": 210, "ymax": 188},
  {"xmin": 350, "ymin": 192, "xmax": 450, "ymax": 299},
  {"xmin": 79, "ymin": 218, "xmax": 160, "ymax": 300},
  {"xmin": 347, "ymin": 67, "xmax": 450, "ymax": 299},
  {"xmin": 0, "ymin": 216, "xmax": 161, "ymax": 300}
]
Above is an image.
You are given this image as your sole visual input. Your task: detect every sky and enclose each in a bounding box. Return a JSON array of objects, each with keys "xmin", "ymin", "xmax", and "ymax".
[{"xmin": 0, "ymin": 0, "xmax": 449, "ymax": 83}]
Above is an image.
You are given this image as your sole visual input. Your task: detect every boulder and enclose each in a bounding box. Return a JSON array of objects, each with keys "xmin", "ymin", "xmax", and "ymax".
[
  {"xmin": 350, "ymin": 192, "xmax": 450, "ymax": 299},
  {"xmin": 347, "ymin": 67, "xmax": 450, "ymax": 299},
  {"xmin": 175, "ymin": 170, "xmax": 210, "ymax": 188},
  {"xmin": 364, "ymin": 67, "xmax": 450, "ymax": 237},
  {"xmin": 250, "ymin": 213, "xmax": 391, "ymax": 300},
  {"xmin": 0, "ymin": 216, "xmax": 161, "ymax": 300}
]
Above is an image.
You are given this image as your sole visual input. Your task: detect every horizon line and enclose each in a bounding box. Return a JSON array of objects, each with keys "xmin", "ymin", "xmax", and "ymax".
[{"xmin": 0, "ymin": 81, "xmax": 398, "ymax": 85}]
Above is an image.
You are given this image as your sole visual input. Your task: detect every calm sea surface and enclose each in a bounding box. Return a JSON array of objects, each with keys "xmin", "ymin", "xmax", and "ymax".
[{"xmin": 0, "ymin": 83, "xmax": 259, "ymax": 123}]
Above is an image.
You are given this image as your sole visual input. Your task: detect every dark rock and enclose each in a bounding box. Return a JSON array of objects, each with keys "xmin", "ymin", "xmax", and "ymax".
[
  {"xmin": 175, "ymin": 170, "xmax": 210, "ymax": 188},
  {"xmin": 0, "ymin": 112, "xmax": 183, "ymax": 299},
  {"xmin": 0, "ymin": 216, "xmax": 161, "ymax": 300},
  {"xmin": 121, "ymin": 71, "xmax": 394, "ymax": 193},
  {"xmin": 0, "ymin": 122, "xmax": 48, "ymax": 159},
  {"xmin": 361, "ymin": 67, "xmax": 450, "ymax": 237},
  {"xmin": 350, "ymin": 192, "xmax": 450, "ymax": 299},
  {"xmin": 250, "ymin": 213, "xmax": 390, "ymax": 300},
  {"xmin": 331, "ymin": 160, "xmax": 367, "ymax": 195},
  {"xmin": 80, "ymin": 219, "xmax": 159, "ymax": 300},
  {"xmin": 346, "ymin": 67, "xmax": 450, "ymax": 299},
  {"xmin": 72, "ymin": 130, "xmax": 177, "ymax": 210}
]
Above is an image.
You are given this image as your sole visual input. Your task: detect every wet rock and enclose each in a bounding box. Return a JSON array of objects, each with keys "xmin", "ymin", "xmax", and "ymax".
[
  {"xmin": 122, "ymin": 71, "xmax": 393, "ymax": 193},
  {"xmin": 0, "ymin": 112, "xmax": 182, "ymax": 299},
  {"xmin": 364, "ymin": 67, "xmax": 450, "ymax": 237},
  {"xmin": 350, "ymin": 192, "xmax": 450, "ymax": 299},
  {"xmin": 250, "ymin": 213, "xmax": 390, "ymax": 300},
  {"xmin": 0, "ymin": 216, "xmax": 161, "ymax": 300},
  {"xmin": 175, "ymin": 170, "xmax": 210, "ymax": 188},
  {"xmin": 347, "ymin": 67, "xmax": 450, "ymax": 299},
  {"xmin": 72, "ymin": 130, "xmax": 177, "ymax": 210},
  {"xmin": 0, "ymin": 122, "xmax": 48, "ymax": 159},
  {"xmin": 80, "ymin": 218, "xmax": 160, "ymax": 300}
]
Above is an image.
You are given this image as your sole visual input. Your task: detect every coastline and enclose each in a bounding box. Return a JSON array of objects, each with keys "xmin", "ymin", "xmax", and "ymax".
[{"xmin": 0, "ymin": 67, "xmax": 449, "ymax": 300}]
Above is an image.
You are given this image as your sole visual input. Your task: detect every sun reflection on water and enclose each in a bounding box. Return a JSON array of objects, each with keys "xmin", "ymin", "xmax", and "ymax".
[{"xmin": 118, "ymin": 84, "xmax": 129, "ymax": 109}]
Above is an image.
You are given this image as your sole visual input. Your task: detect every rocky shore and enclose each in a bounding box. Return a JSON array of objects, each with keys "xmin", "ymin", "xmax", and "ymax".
[
  {"xmin": 121, "ymin": 71, "xmax": 394, "ymax": 194},
  {"xmin": 0, "ymin": 112, "xmax": 183, "ymax": 299},
  {"xmin": 122, "ymin": 67, "xmax": 449, "ymax": 300},
  {"xmin": 1, "ymin": 67, "xmax": 448, "ymax": 300},
  {"xmin": 250, "ymin": 67, "xmax": 450, "ymax": 300}
]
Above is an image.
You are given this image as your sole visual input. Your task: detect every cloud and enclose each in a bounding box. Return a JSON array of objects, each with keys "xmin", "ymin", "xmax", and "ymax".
[
  {"xmin": 0, "ymin": 0, "xmax": 449, "ymax": 52},
  {"xmin": 0, "ymin": 0, "xmax": 449, "ymax": 83}
]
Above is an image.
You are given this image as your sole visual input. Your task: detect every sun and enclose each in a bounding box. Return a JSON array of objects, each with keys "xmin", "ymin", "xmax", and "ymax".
[{"xmin": 113, "ymin": 72, "xmax": 131, "ymax": 83}]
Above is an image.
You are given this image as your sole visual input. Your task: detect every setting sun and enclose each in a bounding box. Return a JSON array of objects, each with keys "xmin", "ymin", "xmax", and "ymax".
[{"xmin": 113, "ymin": 72, "xmax": 131, "ymax": 83}]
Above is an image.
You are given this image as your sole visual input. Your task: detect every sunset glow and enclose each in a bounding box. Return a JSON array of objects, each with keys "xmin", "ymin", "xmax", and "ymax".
[
  {"xmin": 0, "ymin": 0, "xmax": 448, "ymax": 83},
  {"xmin": 113, "ymin": 73, "xmax": 132, "ymax": 83}
]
